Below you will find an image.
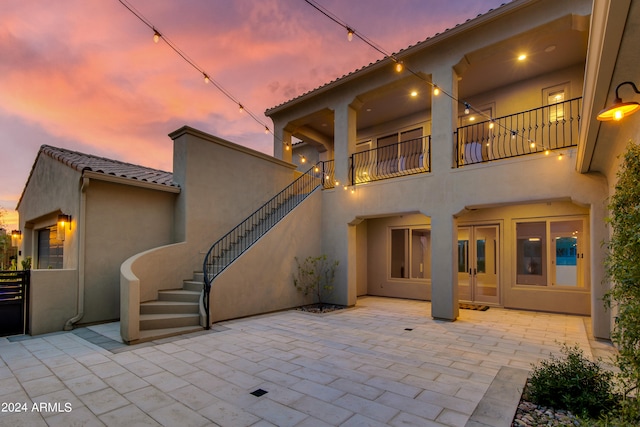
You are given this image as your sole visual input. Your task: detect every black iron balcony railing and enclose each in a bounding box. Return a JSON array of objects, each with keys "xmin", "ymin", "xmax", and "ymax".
[
  {"xmin": 351, "ymin": 135, "xmax": 431, "ymax": 184},
  {"xmin": 320, "ymin": 160, "xmax": 335, "ymax": 189},
  {"xmin": 455, "ymin": 97, "xmax": 582, "ymax": 167}
]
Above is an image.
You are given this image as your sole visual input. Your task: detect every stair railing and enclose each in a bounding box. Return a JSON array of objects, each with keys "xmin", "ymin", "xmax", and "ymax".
[{"xmin": 201, "ymin": 162, "xmax": 324, "ymax": 328}]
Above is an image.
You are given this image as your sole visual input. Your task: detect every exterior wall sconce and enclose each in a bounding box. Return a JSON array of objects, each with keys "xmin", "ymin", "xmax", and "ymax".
[
  {"xmin": 597, "ymin": 81, "xmax": 640, "ymax": 121},
  {"xmin": 11, "ymin": 230, "xmax": 22, "ymax": 247},
  {"xmin": 57, "ymin": 214, "xmax": 71, "ymax": 241}
]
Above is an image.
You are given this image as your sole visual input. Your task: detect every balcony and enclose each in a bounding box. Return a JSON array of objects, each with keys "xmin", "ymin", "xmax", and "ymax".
[
  {"xmin": 351, "ymin": 135, "xmax": 431, "ymax": 184},
  {"xmin": 455, "ymin": 97, "xmax": 582, "ymax": 167}
]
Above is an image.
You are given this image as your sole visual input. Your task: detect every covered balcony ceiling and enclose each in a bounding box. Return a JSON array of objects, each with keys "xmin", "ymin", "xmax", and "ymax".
[{"xmin": 293, "ymin": 14, "xmax": 589, "ymax": 143}]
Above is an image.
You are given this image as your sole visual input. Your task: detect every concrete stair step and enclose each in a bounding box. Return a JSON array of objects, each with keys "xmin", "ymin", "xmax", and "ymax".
[
  {"xmin": 135, "ymin": 325, "xmax": 204, "ymax": 344},
  {"xmin": 192, "ymin": 271, "xmax": 204, "ymax": 282},
  {"xmin": 140, "ymin": 300, "xmax": 199, "ymax": 315},
  {"xmin": 139, "ymin": 313, "xmax": 200, "ymax": 330},
  {"xmin": 182, "ymin": 280, "xmax": 203, "ymax": 292},
  {"xmin": 158, "ymin": 289, "xmax": 200, "ymax": 303}
]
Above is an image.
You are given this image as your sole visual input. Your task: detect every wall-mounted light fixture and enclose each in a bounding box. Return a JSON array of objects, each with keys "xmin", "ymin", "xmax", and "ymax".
[
  {"xmin": 57, "ymin": 214, "xmax": 71, "ymax": 241},
  {"xmin": 11, "ymin": 230, "xmax": 22, "ymax": 247},
  {"xmin": 597, "ymin": 81, "xmax": 640, "ymax": 121}
]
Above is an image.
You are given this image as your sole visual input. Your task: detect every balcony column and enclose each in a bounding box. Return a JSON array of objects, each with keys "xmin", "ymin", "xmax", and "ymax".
[
  {"xmin": 429, "ymin": 66, "xmax": 460, "ymax": 321},
  {"xmin": 333, "ymin": 99, "xmax": 360, "ymax": 186},
  {"xmin": 272, "ymin": 119, "xmax": 292, "ymax": 163}
]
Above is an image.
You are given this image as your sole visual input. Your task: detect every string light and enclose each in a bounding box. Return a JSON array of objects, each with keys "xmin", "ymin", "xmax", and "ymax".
[
  {"xmin": 238, "ymin": 104, "xmax": 244, "ymax": 113},
  {"xmin": 117, "ymin": 0, "xmax": 276, "ymax": 139},
  {"xmin": 347, "ymin": 27, "xmax": 354, "ymax": 41},
  {"xmin": 304, "ymin": 0, "xmax": 558, "ymax": 156}
]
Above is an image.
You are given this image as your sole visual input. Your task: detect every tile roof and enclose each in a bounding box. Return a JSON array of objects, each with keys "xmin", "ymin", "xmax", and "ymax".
[
  {"xmin": 40, "ymin": 145, "xmax": 178, "ymax": 188},
  {"xmin": 265, "ymin": 2, "xmax": 512, "ymax": 113}
]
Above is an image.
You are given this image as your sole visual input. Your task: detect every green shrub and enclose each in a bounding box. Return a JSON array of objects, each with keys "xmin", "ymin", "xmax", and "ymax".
[
  {"xmin": 527, "ymin": 344, "xmax": 616, "ymax": 418},
  {"xmin": 604, "ymin": 141, "xmax": 640, "ymax": 421}
]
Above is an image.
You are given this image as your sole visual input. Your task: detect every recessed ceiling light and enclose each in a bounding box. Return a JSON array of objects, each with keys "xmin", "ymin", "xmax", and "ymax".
[
  {"xmin": 517, "ymin": 54, "xmax": 527, "ymax": 61},
  {"xmin": 544, "ymin": 45, "xmax": 556, "ymax": 53},
  {"xmin": 410, "ymin": 90, "xmax": 418, "ymax": 97}
]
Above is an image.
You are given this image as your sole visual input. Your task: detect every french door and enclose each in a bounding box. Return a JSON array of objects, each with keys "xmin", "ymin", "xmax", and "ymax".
[{"xmin": 457, "ymin": 225, "xmax": 500, "ymax": 304}]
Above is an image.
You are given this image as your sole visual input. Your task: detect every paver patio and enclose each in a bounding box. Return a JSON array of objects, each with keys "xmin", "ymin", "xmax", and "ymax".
[{"xmin": 0, "ymin": 296, "xmax": 616, "ymax": 427}]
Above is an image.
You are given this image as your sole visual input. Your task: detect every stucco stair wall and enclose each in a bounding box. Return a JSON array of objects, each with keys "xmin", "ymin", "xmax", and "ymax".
[{"xmin": 137, "ymin": 271, "xmax": 204, "ymax": 342}]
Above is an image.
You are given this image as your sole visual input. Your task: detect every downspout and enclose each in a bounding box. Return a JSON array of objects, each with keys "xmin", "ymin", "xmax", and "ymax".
[{"xmin": 64, "ymin": 177, "xmax": 89, "ymax": 330}]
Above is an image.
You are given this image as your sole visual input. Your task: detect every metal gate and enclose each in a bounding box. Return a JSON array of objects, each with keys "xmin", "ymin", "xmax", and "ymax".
[{"xmin": 0, "ymin": 270, "xmax": 29, "ymax": 337}]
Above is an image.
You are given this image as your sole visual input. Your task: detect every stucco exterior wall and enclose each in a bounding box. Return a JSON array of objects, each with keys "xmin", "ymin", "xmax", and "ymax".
[
  {"xmin": 211, "ymin": 189, "xmax": 323, "ymax": 322},
  {"xmin": 172, "ymin": 127, "xmax": 297, "ymax": 258},
  {"xmin": 366, "ymin": 213, "xmax": 432, "ymax": 300},
  {"xmin": 458, "ymin": 200, "xmax": 591, "ymax": 315},
  {"xmin": 18, "ymin": 154, "xmax": 81, "ymax": 271},
  {"xmin": 83, "ymin": 180, "xmax": 176, "ymax": 323},
  {"xmin": 29, "ymin": 269, "xmax": 77, "ymax": 335}
]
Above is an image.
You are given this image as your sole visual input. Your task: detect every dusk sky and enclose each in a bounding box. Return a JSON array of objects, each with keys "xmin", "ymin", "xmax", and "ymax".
[{"xmin": 1, "ymin": 0, "xmax": 506, "ymax": 231}]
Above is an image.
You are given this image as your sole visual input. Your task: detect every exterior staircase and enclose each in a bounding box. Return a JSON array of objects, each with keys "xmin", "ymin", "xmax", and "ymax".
[{"xmin": 137, "ymin": 271, "xmax": 204, "ymax": 342}]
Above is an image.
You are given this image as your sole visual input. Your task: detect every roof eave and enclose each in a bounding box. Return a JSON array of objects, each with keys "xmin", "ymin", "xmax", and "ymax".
[
  {"xmin": 82, "ymin": 170, "xmax": 181, "ymax": 193},
  {"xmin": 265, "ymin": 0, "xmax": 532, "ymax": 117}
]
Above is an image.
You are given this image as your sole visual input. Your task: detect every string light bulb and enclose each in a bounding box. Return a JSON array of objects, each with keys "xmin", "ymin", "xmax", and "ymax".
[
  {"xmin": 394, "ymin": 61, "xmax": 404, "ymax": 73},
  {"xmin": 203, "ymin": 73, "xmax": 210, "ymax": 84},
  {"xmin": 545, "ymin": 149, "xmax": 550, "ymax": 155},
  {"xmin": 433, "ymin": 85, "xmax": 440, "ymax": 96},
  {"xmin": 530, "ymin": 142, "xmax": 536, "ymax": 149},
  {"xmin": 489, "ymin": 121, "xmax": 495, "ymax": 129},
  {"xmin": 264, "ymin": 126, "xmax": 270, "ymax": 134},
  {"xmin": 153, "ymin": 29, "xmax": 161, "ymax": 43},
  {"xmin": 464, "ymin": 103, "xmax": 470, "ymax": 115},
  {"xmin": 347, "ymin": 27, "xmax": 354, "ymax": 41},
  {"xmin": 238, "ymin": 104, "xmax": 244, "ymax": 113},
  {"xmin": 558, "ymin": 153, "xmax": 563, "ymax": 160}
]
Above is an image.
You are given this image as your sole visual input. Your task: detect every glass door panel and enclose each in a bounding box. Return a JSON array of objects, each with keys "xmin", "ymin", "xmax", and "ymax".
[
  {"xmin": 474, "ymin": 226, "xmax": 499, "ymax": 304},
  {"xmin": 457, "ymin": 227, "xmax": 471, "ymax": 301},
  {"xmin": 550, "ymin": 220, "xmax": 583, "ymax": 286},
  {"xmin": 457, "ymin": 225, "xmax": 499, "ymax": 304}
]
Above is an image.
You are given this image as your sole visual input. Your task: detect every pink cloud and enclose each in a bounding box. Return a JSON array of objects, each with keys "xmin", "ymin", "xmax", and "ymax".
[{"xmin": 0, "ymin": 0, "xmax": 507, "ymax": 231}]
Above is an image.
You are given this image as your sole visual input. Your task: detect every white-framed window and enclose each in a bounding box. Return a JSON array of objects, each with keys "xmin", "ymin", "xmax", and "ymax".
[
  {"xmin": 515, "ymin": 217, "xmax": 586, "ymax": 287},
  {"xmin": 543, "ymin": 83, "xmax": 569, "ymax": 122},
  {"xmin": 390, "ymin": 226, "xmax": 431, "ymax": 279}
]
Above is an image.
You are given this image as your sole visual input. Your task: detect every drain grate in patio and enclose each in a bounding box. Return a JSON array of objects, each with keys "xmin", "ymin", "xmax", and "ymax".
[
  {"xmin": 459, "ymin": 303, "xmax": 490, "ymax": 311},
  {"xmin": 250, "ymin": 389, "xmax": 268, "ymax": 397}
]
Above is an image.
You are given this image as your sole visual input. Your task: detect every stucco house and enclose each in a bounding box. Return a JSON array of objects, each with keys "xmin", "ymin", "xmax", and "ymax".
[
  {"xmin": 265, "ymin": 0, "xmax": 638, "ymax": 342},
  {"xmin": 12, "ymin": 0, "xmax": 640, "ymax": 344},
  {"xmin": 15, "ymin": 145, "xmax": 179, "ymax": 335}
]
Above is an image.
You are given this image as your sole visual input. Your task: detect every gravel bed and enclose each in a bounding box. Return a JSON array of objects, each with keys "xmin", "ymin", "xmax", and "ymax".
[{"xmin": 513, "ymin": 400, "xmax": 582, "ymax": 426}]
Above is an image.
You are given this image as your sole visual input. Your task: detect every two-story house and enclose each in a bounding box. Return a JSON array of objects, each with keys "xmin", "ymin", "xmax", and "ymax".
[{"xmin": 14, "ymin": 0, "xmax": 639, "ymax": 344}]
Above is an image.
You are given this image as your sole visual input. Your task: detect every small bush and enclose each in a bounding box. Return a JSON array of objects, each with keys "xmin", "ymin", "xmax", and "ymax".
[
  {"xmin": 527, "ymin": 344, "xmax": 616, "ymax": 418},
  {"xmin": 293, "ymin": 255, "xmax": 338, "ymax": 306}
]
